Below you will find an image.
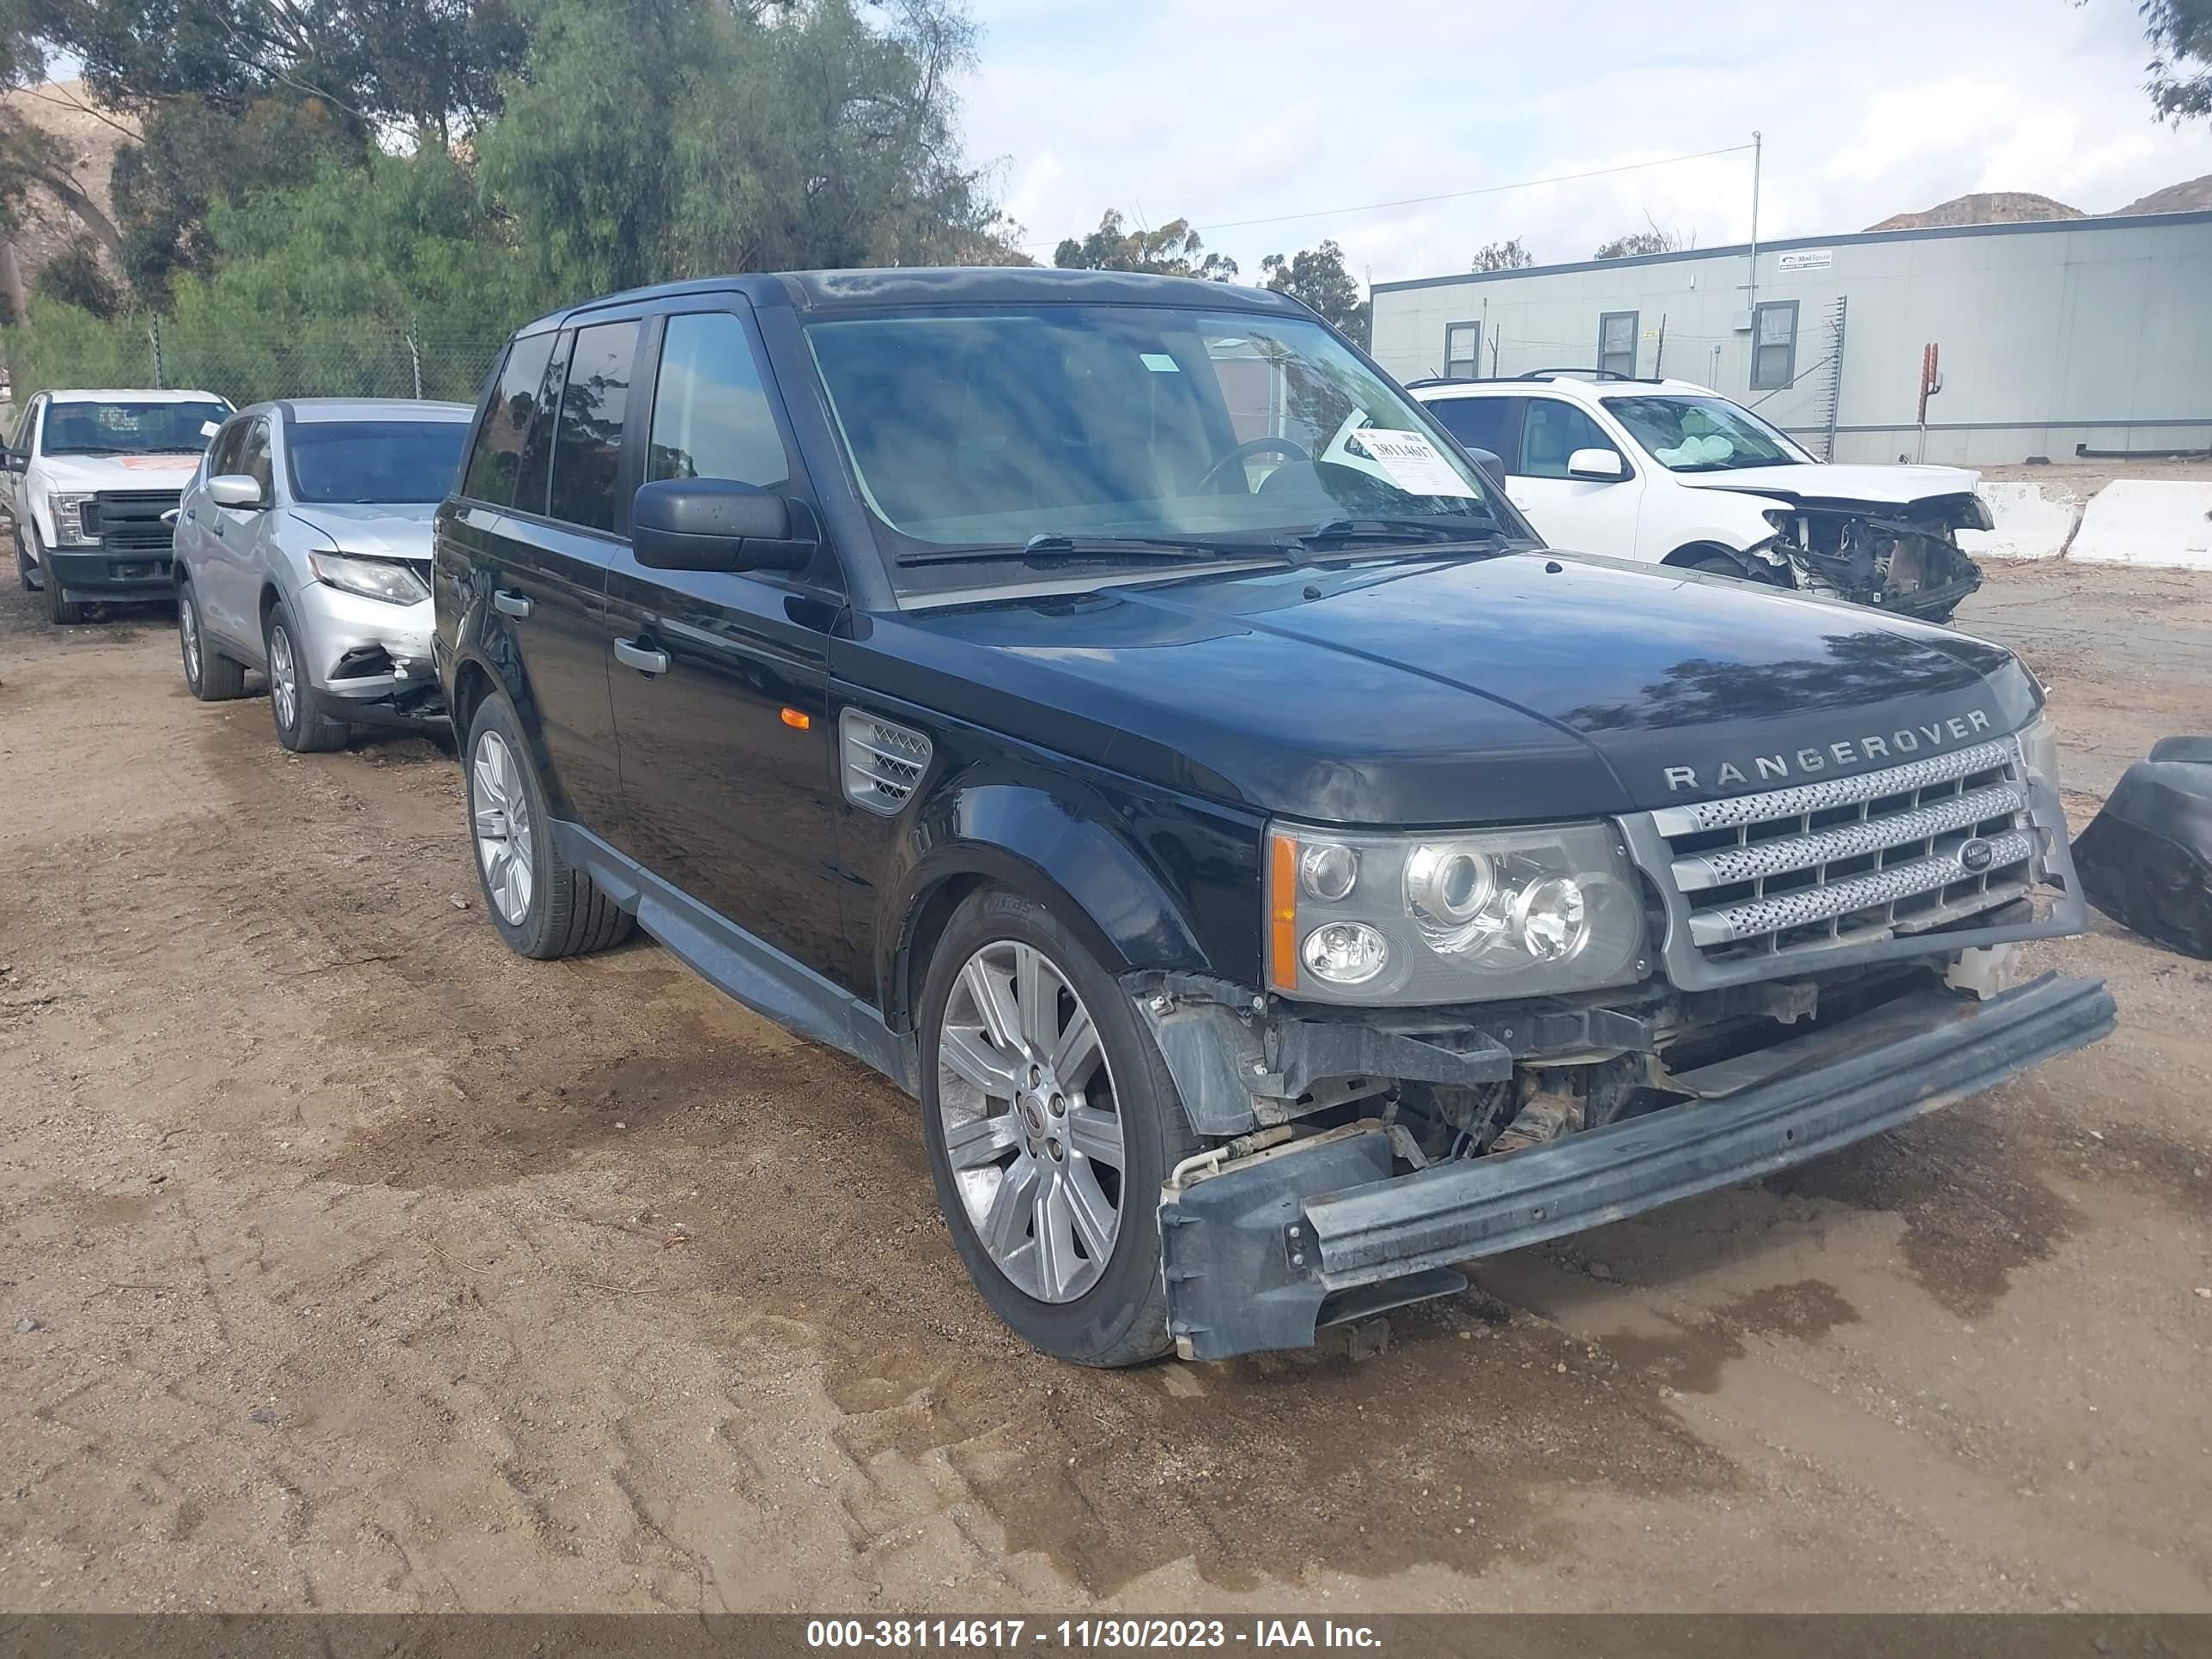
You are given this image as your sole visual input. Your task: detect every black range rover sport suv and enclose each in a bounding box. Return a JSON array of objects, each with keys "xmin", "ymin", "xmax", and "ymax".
[{"xmin": 434, "ymin": 268, "xmax": 2113, "ymax": 1365}]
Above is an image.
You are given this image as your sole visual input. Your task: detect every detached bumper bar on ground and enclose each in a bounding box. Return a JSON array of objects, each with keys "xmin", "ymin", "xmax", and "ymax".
[{"xmin": 1160, "ymin": 972, "xmax": 2117, "ymax": 1361}]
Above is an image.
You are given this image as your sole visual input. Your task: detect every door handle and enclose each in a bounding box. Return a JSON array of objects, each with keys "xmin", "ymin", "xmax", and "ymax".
[
  {"xmin": 493, "ymin": 589, "xmax": 533, "ymax": 619},
  {"xmin": 613, "ymin": 637, "xmax": 670, "ymax": 676}
]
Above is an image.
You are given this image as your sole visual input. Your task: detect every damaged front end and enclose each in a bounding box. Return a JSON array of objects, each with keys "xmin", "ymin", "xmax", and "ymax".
[
  {"xmin": 1140, "ymin": 725, "xmax": 2112, "ymax": 1362},
  {"xmin": 1749, "ymin": 493, "xmax": 1990, "ymax": 623}
]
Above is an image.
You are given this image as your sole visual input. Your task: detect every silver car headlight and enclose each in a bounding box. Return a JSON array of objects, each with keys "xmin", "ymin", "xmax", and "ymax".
[
  {"xmin": 49, "ymin": 491, "xmax": 97, "ymax": 546},
  {"xmin": 1266, "ymin": 821, "xmax": 1649, "ymax": 1004},
  {"xmin": 2018, "ymin": 712, "xmax": 2060, "ymax": 793},
  {"xmin": 307, "ymin": 550, "xmax": 429, "ymax": 606}
]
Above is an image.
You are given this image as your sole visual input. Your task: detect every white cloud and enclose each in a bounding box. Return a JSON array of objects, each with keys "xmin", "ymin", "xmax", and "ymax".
[{"xmin": 958, "ymin": 0, "xmax": 2212, "ymax": 283}]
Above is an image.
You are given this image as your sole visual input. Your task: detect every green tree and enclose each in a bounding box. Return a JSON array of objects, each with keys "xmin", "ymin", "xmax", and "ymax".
[
  {"xmin": 2136, "ymin": 0, "xmax": 2211, "ymax": 120},
  {"xmin": 34, "ymin": 231, "xmax": 120, "ymax": 315},
  {"xmin": 1592, "ymin": 227, "xmax": 1682, "ymax": 259},
  {"xmin": 1054, "ymin": 209, "xmax": 1237, "ymax": 279},
  {"xmin": 1470, "ymin": 237, "xmax": 1532, "ymax": 271},
  {"xmin": 1258, "ymin": 239, "xmax": 1369, "ymax": 345},
  {"xmin": 484, "ymin": 0, "xmax": 996, "ymax": 297}
]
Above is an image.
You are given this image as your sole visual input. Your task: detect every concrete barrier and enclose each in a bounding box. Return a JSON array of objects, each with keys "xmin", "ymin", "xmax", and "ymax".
[
  {"xmin": 2068, "ymin": 481, "xmax": 2212, "ymax": 569},
  {"xmin": 1960, "ymin": 481, "xmax": 2085, "ymax": 561}
]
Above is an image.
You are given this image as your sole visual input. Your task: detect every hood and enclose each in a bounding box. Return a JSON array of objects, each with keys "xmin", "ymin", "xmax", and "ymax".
[
  {"xmin": 37, "ymin": 453, "xmax": 201, "ymax": 490},
  {"xmin": 851, "ymin": 551, "xmax": 2038, "ymax": 826},
  {"xmin": 1672, "ymin": 460, "xmax": 1981, "ymax": 508},
  {"xmin": 291, "ymin": 503, "xmax": 436, "ymax": 562}
]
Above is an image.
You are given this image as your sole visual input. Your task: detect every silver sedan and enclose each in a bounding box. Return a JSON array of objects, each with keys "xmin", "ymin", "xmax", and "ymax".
[{"xmin": 171, "ymin": 398, "xmax": 473, "ymax": 751}]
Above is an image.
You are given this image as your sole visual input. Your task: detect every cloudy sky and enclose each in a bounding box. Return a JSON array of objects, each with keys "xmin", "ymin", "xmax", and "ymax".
[{"xmin": 958, "ymin": 0, "xmax": 2212, "ymax": 283}]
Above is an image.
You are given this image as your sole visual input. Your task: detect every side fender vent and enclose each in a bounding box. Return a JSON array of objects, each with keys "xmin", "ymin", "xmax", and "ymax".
[{"xmin": 841, "ymin": 708, "xmax": 932, "ymax": 816}]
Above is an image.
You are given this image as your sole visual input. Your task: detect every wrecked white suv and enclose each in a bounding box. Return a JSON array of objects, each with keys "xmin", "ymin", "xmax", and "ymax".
[{"xmin": 1411, "ymin": 372, "xmax": 1990, "ymax": 622}]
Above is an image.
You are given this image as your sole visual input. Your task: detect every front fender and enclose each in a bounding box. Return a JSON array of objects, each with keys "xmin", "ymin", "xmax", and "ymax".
[{"xmin": 874, "ymin": 777, "xmax": 1223, "ymax": 1025}]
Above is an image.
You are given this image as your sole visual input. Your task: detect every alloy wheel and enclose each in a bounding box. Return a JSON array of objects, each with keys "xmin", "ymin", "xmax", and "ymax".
[
  {"xmin": 471, "ymin": 728, "xmax": 535, "ymax": 926},
  {"xmin": 269, "ymin": 623, "xmax": 299, "ymax": 732},
  {"xmin": 937, "ymin": 939, "xmax": 1125, "ymax": 1304},
  {"xmin": 179, "ymin": 593, "xmax": 202, "ymax": 687}
]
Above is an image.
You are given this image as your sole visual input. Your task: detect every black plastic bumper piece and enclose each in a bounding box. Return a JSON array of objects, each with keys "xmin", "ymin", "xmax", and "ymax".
[
  {"xmin": 1159, "ymin": 972, "xmax": 2114, "ymax": 1361},
  {"xmin": 46, "ymin": 548, "xmax": 173, "ymax": 603}
]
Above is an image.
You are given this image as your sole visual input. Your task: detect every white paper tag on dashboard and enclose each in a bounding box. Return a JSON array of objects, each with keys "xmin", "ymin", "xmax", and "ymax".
[{"xmin": 1347, "ymin": 427, "xmax": 1476, "ymax": 497}]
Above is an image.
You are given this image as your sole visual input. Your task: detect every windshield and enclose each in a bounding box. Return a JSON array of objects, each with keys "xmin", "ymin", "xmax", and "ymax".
[
  {"xmin": 44, "ymin": 400, "xmax": 228, "ymax": 458},
  {"xmin": 804, "ymin": 305, "xmax": 1506, "ymax": 594},
  {"xmin": 288, "ymin": 420, "xmax": 470, "ymax": 505},
  {"xmin": 1601, "ymin": 394, "xmax": 1813, "ymax": 472}
]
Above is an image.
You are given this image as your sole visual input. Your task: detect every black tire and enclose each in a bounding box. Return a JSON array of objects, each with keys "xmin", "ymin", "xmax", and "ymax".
[
  {"xmin": 36, "ymin": 528, "xmax": 83, "ymax": 624},
  {"xmin": 917, "ymin": 886, "xmax": 1204, "ymax": 1368},
  {"xmin": 177, "ymin": 580, "xmax": 247, "ymax": 701},
  {"xmin": 463, "ymin": 690, "xmax": 633, "ymax": 960},
  {"xmin": 264, "ymin": 599, "xmax": 349, "ymax": 752}
]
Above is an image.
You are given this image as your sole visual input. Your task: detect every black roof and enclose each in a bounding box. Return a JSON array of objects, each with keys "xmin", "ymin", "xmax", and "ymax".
[{"xmin": 520, "ymin": 265, "xmax": 1306, "ymax": 336}]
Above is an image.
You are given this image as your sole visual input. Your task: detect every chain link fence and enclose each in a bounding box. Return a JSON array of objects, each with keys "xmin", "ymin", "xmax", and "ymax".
[{"xmin": 146, "ymin": 318, "xmax": 503, "ymax": 408}]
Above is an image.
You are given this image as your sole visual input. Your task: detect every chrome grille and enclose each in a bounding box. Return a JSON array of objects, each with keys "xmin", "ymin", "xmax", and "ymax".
[
  {"xmin": 1629, "ymin": 736, "xmax": 2048, "ymax": 981},
  {"xmin": 840, "ymin": 708, "xmax": 932, "ymax": 817}
]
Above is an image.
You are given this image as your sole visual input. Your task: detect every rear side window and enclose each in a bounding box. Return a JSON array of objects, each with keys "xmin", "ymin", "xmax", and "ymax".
[
  {"xmin": 1426, "ymin": 396, "xmax": 1516, "ymax": 459},
  {"xmin": 548, "ymin": 320, "xmax": 640, "ymax": 533},
  {"xmin": 461, "ymin": 332, "xmax": 557, "ymax": 507},
  {"xmin": 1516, "ymin": 400, "xmax": 1619, "ymax": 479},
  {"xmin": 647, "ymin": 312, "xmax": 791, "ymax": 489}
]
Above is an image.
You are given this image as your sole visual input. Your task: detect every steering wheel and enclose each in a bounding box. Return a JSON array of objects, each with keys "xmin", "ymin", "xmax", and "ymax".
[{"xmin": 1194, "ymin": 435, "xmax": 1312, "ymax": 495}]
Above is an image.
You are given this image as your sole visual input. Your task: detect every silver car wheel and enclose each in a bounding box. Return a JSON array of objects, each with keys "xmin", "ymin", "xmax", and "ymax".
[
  {"xmin": 471, "ymin": 728, "xmax": 535, "ymax": 926},
  {"xmin": 269, "ymin": 622, "xmax": 298, "ymax": 732},
  {"xmin": 179, "ymin": 593, "xmax": 202, "ymax": 685},
  {"xmin": 938, "ymin": 939, "xmax": 1124, "ymax": 1304}
]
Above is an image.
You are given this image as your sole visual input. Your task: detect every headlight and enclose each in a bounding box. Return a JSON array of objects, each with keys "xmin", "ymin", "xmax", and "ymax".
[
  {"xmin": 307, "ymin": 550, "xmax": 429, "ymax": 606},
  {"xmin": 2018, "ymin": 713, "xmax": 2060, "ymax": 793},
  {"xmin": 50, "ymin": 492, "xmax": 97, "ymax": 546},
  {"xmin": 1267, "ymin": 821, "xmax": 1649, "ymax": 1004}
]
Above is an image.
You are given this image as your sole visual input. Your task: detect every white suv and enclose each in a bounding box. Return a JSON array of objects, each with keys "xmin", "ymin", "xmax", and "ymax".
[{"xmin": 1409, "ymin": 372, "xmax": 1994, "ymax": 622}]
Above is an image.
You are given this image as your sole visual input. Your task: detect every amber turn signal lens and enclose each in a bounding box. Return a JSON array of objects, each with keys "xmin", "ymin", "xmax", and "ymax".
[
  {"xmin": 1268, "ymin": 830, "xmax": 1299, "ymax": 992},
  {"xmin": 780, "ymin": 708, "xmax": 811, "ymax": 730}
]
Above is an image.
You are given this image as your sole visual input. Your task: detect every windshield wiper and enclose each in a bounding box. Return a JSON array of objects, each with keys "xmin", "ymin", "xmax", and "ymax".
[
  {"xmin": 896, "ymin": 532, "xmax": 1260, "ymax": 568},
  {"xmin": 1297, "ymin": 515, "xmax": 1498, "ymax": 547}
]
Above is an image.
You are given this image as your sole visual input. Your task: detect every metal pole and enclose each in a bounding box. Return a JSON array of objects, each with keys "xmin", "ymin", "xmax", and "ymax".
[
  {"xmin": 1747, "ymin": 131, "xmax": 1762, "ymax": 325},
  {"xmin": 1824, "ymin": 296, "xmax": 1847, "ymax": 461},
  {"xmin": 407, "ymin": 325, "xmax": 423, "ymax": 400},
  {"xmin": 149, "ymin": 313, "xmax": 163, "ymax": 389}
]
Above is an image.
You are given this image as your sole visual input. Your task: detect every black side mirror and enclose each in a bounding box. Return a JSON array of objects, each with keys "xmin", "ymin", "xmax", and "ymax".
[
  {"xmin": 3, "ymin": 448, "xmax": 25, "ymax": 473},
  {"xmin": 1466, "ymin": 447, "xmax": 1509, "ymax": 490},
  {"xmin": 632, "ymin": 479, "xmax": 815, "ymax": 573}
]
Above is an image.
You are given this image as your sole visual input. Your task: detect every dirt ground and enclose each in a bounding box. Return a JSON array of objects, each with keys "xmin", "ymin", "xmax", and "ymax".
[{"xmin": 1, "ymin": 560, "xmax": 2208, "ymax": 1615}]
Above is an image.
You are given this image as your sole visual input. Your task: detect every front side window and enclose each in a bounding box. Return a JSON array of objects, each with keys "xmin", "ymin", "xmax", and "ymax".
[
  {"xmin": 1516, "ymin": 400, "xmax": 1619, "ymax": 479},
  {"xmin": 461, "ymin": 333, "xmax": 557, "ymax": 507},
  {"xmin": 647, "ymin": 312, "xmax": 792, "ymax": 489},
  {"xmin": 42, "ymin": 399, "xmax": 228, "ymax": 458},
  {"xmin": 288, "ymin": 421, "xmax": 471, "ymax": 504},
  {"xmin": 1602, "ymin": 393, "xmax": 1811, "ymax": 472},
  {"xmin": 805, "ymin": 304, "xmax": 1503, "ymax": 596},
  {"xmin": 548, "ymin": 320, "xmax": 640, "ymax": 533},
  {"xmin": 205, "ymin": 416, "xmax": 250, "ymax": 479}
]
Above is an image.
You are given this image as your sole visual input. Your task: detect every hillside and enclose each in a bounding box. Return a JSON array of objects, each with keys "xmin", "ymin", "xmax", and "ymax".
[
  {"xmin": 0, "ymin": 79, "xmax": 133, "ymax": 291},
  {"xmin": 1866, "ymin": 191, "xmax": 2085, "ymax": 231},
  {"xmin": 2114, "ymin": 173, "xmax": 2212, "ymax": 215}
]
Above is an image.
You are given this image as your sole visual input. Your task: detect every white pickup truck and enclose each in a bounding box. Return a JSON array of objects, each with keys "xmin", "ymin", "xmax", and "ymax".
[{"xmin": 5, "ymin": 386, "xmax": 232, "ymax": 623}]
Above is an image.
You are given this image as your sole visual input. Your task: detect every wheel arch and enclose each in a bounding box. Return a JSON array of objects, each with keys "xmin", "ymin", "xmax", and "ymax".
[
  {"xmin": 878, "ymin": 781, "xmax": 1222, "ymax": 1038},
  {"xmin": 1662, "ymin": 538, "xmax": 1752, "ymax": 572}
]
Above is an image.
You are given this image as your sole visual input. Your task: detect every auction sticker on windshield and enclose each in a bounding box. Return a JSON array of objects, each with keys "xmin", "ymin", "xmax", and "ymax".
[{"xmin": 1348, "ymin": 427, "xmax": 1477, "ymax": 497}]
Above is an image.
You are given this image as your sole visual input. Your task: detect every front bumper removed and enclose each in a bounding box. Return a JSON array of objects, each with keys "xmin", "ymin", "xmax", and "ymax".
[{"xmin": 1157, "ymin": 971, "xmax": 2115, "ymax": 1361}]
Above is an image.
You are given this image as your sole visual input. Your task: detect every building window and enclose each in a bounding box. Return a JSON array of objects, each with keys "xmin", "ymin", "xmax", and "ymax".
[
  {"xmin": 1444, "ymin": 321, "xmax": 1482, "ymax": 379},
  {"xmin": 1751, "ymin": 301, "xmax": 1798, "ymax": 390},
  {"xmin": 1598, "ymin": 311, "xmax": 1638, "ymax": 378}
]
